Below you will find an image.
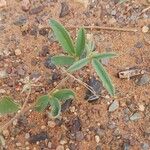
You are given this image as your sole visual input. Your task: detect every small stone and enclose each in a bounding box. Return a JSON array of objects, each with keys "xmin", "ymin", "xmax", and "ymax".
[
  {"xmin": 2, "ymin": 129, "xmax": 9, "ymax": 137},
  {"xmin": 15, "ymin": 49, "xmax": 22, "ymax": 56},
  {"xmin": 75, "ymin": 131, "xmax": 84, "ymax": 141},
  {"xmin": 130, "ymin": 112, "xmax": 142, "ymax": 121},
  {"xmin": 13, "ymin": 119, "xmax": 18, "ymax": 126},
  {"xmin": 41, "ymin": 125, "xmax": 46, "ymax": 130},
  {"xmin": 141, "ymin": 143, "xmax": 149, "ymax": 150},
  {"xmin": 96, "ymin": 145, "xmax": 102, "ymax": 150},
  {"xmin": 95, "ymin": 135, "xmax": 100, "ymax": 143},
  {"xmin": 0, "ymin": 0, "xmax": 6, "ymax": 8},
  {"xmin": 0, "ymin": 70, "xmax": 8, "ymax": 78},
  {"xmin": 101, "ymin": 58, "xmax": 109, "ymax": 66},
  {"xmin": 134, "ymin": 42, "xmax": 143, "ymax": 49},
  {"xmin": 56, "ymin": 145, "xmax": 64, "ymax": 150},
  {"xmin": 29, "ymin": 132, "xmax": 48, "ymax": 144},
  {"xmin": 59, "ymin": 2, "xmax": 69, "ymax": 18},
  {"xmin": 61, "ymin": 99, "xmax": 72, "ymax": 112},
  {"xmin": 44, "ymin": 56, "xmax": 56, "ymax": 69},
  {"xmin": 60, "ymin": 140, "xmax": 67, "ymax": 145},
  {"xmin": 69, "ymin": 143, "xmax": 79, "ymax": 150},
  {"xmin": 0, "ymin": 89, "xmax": 6, "ymax": 94},
  {"xmin": 108, "ymin": 100, "xmax": 119, "ymax": 112},
  {"xmin": 48, "ymin": 142, "xmax": 52, "ymax": 148},
  {"xmin": 25, "ymin": 133, "xmax": 30, "ymax": 139},
  {"xmin": 22, "ymin": 0, "xmax": 30, "ymax": 11},
  {"xmin": 137, "ymin": 74, "xmax": 150, "ymax": 85},
  {"xmin": 14, "ymin": 16, "xmax": 27, "ymax": 26},
  {"xmin": 123, "ymin": 142, "xmax": 130, "ymax": 150},
  {"xmin": 48, "ymin": 121, "xmax": 56, "ymax": 128},
  {"xmin": 142, "ymin": 26, "xmax": 149, "ymax": 33},
  {"xmin": 16, "ymin": 142, "xmax": 22, "ymax": 147},
  {"xmin": 39, "ymin": 28, "xmax": 49, "ymax": 36},
  {"xmin": 138, "ymin": 104, "xmax": 145, "ymax": 111},
  {"xmin": 70, "ymin": 117, "xmax": 82, "ymax": 133},
  {"xmin": 29, "ymin": 5, "xmax": 44, "ymax": 15},
  {"xmin": 85, "ymin": 77, "xmax": 103, "ymax": 101}
]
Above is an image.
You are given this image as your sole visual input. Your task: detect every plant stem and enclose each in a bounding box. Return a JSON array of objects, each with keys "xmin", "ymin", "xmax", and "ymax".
[
  {"xmin": 0, "ymin": 89, "xmax": 31, "ymax": 132},
  {"xmin": 61, "ymin": 68, "xmax": 98, "ymax": 97}
]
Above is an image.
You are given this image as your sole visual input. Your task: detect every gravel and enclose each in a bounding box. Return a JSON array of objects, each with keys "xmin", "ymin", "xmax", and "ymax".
[
  {"xmin": 108, "ymin": 100, "xmax": 119, "ymax": 112},
  {"xmin": 130, "ymin": 112, "xmax": 142, "ymax": 121}
]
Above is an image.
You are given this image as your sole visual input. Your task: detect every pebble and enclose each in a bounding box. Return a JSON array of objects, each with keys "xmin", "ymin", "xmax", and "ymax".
[
  {"xmin": 2, "ymin": 129, "xmax": 9, "ymax": 137},
  {"xmin": 13, "ymin": 119, "xmax": 18, "ymax": 126},
  {"xmin": 69, "ymin": 143, "xmax": 79, "ymax": 150},
  {"xmin": 123, "ymin": 142, "xmax": 130, "ymax": 150},
  {"xmin": 141, "ymin": 143, "xmax": 149, "ymax": 150},
  {"xmin": 85, "ymin": 76, "xmax": 102, "ymax": 101},
  {"xmin": 95, "ymin": 135, "xmax": 100, "ymax": 143},
  {"xmin": 59, "ymin": 2, "xmax": 69, "ymax": 18},
  {"xmin": 142, "ymin": 26, "xmax": 149, "ymax": 33},
  {"xmin": 29, "ymin": 132, "xmax": 49, "ymax": 144},
  {"xmin": 96, "ymin": 145, "xmax": 102, "ymax": 150},
  {"xmin": 130, "ymin": 112, "xmax": 142, "ymax": 121},
  {"xmin": 44, "ymin": 56, "xmax": 56, "ymax": 69},
  {"xmin": 14, "ymin": 16, "xmax": 27, "ymax": 26},
  {"xmin": 61, "ymin": 99, "xmax": 73, "ymax": 112},
  {"xmin": 29, "ymin": 5, "xmax": 44, "ymax": 15},
  {"xmin": 138, "ymin": 104, "xmax": 145, "ymax": 111},
  {"xmin": 39, "ymin": 27, "xmax": 49, "ymax": 36},
  {"xmin": 25, "ymin": 133, "xmax": 30, "ymax": 139},
  {"xmin": 75, "ymin": 131, "xmax": 84, "ymax": 141},
  {"xmin": 0, "ymin": 89, "xmax": 6, "ymax": 94},
  {"xmin": 15, "ymin": 49, "xmax": 22, "ymax": 56},
  {"xmin": 137, "ymin": 74, "xmax": 150, "ymax": 85},
  {"xmin": 60, "ymin": 139, "xmax": 67, "ymax": 145},
  {"xmin": 41, "ymin": 125, "xmax": 46, "ymax": 130},
  {"xmin": 16, "ymin": 142, "xmax": 22, "ymax": 147},
  {"xmin": 108, "ymin": 100, "xmax": 119, "ymax": 112},
  {"xmin": 0, "ymin": 70, "xmax": 8, "ymax": 78},
  {"xmin": 48, "ymin": 142, "xmax": 52, "ymax": 148},
  {"xmin": 134, "ymin": 42, "xmax": 143, "ymax": 49},
  {"xmin": 22, "ymin": 0, "xmax": 30, "ymax": 11},
  {"xmin": 48, "ymin": 121, "xmax": 56, "ymax": 128},
  {"xmin": 56, "ymin": 145, "xmax": 64, "ymax": 150},
  {"xmin": 70, "ymin": 117, "xmax": 82, "ymax": 133},
  {"xmin": 0, "ymin": 0, "xmax": 6, "ymax": 8}
]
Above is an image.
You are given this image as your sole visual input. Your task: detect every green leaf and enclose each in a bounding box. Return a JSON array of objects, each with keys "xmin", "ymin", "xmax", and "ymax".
[
  {"xmin": 0, "ymin": 97, "xmax": 20, "ymax": 115},
  {"xmin": 49, "ymin": 19, "xmax": 75, "ymax": 55},
  {"xmin": 52, "ymin": 89, "xmax": 75, "ymax": 101},
  {"xmin": 92, "ymin": 52, "xmax": 117, "ymax": 60},
  {"xmin": 49, "ymin": 97, "xmax": 61, "ymax": 118},
  {"xmin": 75, "ymin": 28, "xmax": 85, "ymax": 57},
  {"xmin": 51, "ymin": 55, "xmax": 75, "ymax": 66},
  {"xmin": 67, "ymin": 58, "xmax": 89, "ymax": 73},
  {"xmin": 35, "ymin": 95, "xmax": 50, "ymax": 112},
  {"xmin": 92, "ymin": 59, "xmax": 115, "ymax": 96}
]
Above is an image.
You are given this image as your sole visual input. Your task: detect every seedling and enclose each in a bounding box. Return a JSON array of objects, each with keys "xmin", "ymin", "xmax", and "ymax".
[{"xmin": 0, "ymin": 19, "xmax": 116, "ymax": 120}]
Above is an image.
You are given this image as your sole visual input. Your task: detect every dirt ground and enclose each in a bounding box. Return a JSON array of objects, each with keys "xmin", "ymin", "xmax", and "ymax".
[{"xmin": 0, "ymin": 0, "xmax": 150, "ymax": 150}]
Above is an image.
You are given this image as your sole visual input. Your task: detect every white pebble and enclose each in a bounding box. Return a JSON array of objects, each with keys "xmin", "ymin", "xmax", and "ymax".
[
  {"xmin": 142, "ymin": 26, "xmax": 149, "ymax": 33},
  {"xmin": 48, "ymin": 121, "xmax": 56, "ymax": 128},
  {"xmin": 16, "ymin": 142, "xmax": 22, "ymax": 147},
  {"xmin": 48, "ymin": 142, "xmax": 52, "ymax": 148},
  {"xmin": 2, "ymin": 129, "xmax": 9, "ymax": 137},
  {"xmin": 15, "ymin": 49, "xmax": 22, "ymax": 56},
  {"xmin": 25, "ymin": 133, "xmax": 30, "ymax": 139},
  {"xmin": 95, "ymin": 135, "xmax": 100, "ymax": 143}
]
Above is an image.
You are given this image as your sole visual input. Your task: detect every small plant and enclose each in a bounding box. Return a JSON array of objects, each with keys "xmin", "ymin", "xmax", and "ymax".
[{"xmin": 0, "ymin": 20, "xmax": 116, "ymax": 122}]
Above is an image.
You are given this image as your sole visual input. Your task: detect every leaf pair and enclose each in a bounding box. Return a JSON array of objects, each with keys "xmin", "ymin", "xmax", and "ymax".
[
  {"xmin": 0, "ymin": 97, "xmax": 20, "ymax": 115},
  {"xmin": 35, "ymin": 89, "xmax": 75, "ymax": 118},
  {"xmin": 50, "ymin": 20, "xmax": 85, "ymax": 61}
]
